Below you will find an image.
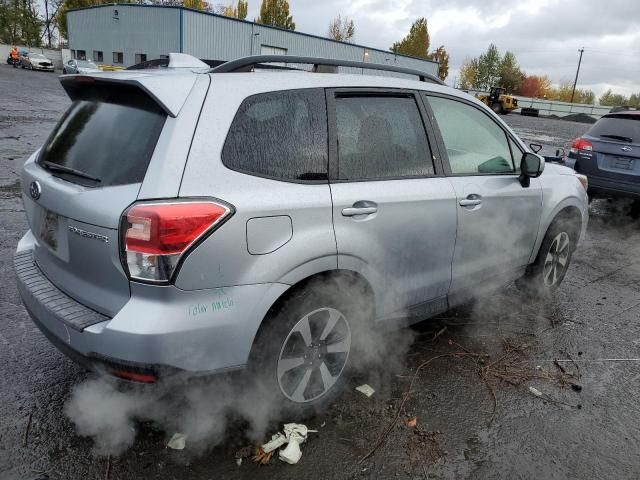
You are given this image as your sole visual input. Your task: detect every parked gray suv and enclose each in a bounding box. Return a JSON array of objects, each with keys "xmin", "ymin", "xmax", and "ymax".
[{"xmin": 15, "ymin": 54, "xmax": 589, "ymax": 412}]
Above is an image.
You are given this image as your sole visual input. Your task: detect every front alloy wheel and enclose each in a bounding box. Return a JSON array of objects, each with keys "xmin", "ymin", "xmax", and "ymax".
[
  {"xmin": 277, "ymin": 307, "xmax": 351, "ymax": 403},
  {"xmin": 542, "ymin": 232, "xmax": 570, "ymax": 287}
]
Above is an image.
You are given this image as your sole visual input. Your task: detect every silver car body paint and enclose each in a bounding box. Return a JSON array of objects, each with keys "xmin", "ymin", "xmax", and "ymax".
[{"xmin": 15, "ymin": 68, "xmax": 589, "ymax": 377}]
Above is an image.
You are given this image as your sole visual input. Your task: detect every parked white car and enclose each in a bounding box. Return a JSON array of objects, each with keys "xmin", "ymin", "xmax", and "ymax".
[{"xmin": 20, "ymin": 53, "xmax": 54, "ymax": 72}]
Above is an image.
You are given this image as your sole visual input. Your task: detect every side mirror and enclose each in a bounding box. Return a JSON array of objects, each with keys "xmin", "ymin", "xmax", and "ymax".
[{"xmin": 519, "ymin": 152, "xmax": 545, "ymax": 187}]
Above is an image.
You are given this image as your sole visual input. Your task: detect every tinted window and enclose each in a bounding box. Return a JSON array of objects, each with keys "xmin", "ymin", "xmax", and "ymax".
[
  {"xmin": 335, "ymin": 95, "xmax": 433, "ymax": 180},
  {"xmin": 587, "ymin": 115, "xmax": 640, "ymax": 143},
  {"xmin": 38, "ymin": 94, "xmax": 166, "ymax": 187},
  {"xmin": 222, "ymin": 89, "xmax": 328, "ymax": 181},
  {"xmin": 428, "ymin": 96, "xmax": 515, "ymax": 174}
]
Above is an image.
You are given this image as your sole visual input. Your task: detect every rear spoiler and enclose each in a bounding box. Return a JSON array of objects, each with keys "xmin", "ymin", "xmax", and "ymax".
[{"xmin": 59, "ymin": 74, "xmax": 197, "ymax": 117}]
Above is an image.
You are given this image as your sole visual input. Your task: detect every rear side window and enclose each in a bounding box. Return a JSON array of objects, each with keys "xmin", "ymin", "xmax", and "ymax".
[
  {"xmin": 38, "ymin": 93, "xmax": 166, "ymax": 187},
  {"xmin": 587, "ymin": 115, "xmax": 640, "ymax": 143},
  {"xmin": 222, "ymin": 89, "xmax": 328, "ymax": 182},
  {"xmin": 334, "ymin": 95, "xmax": 434, "ymax": 180}
]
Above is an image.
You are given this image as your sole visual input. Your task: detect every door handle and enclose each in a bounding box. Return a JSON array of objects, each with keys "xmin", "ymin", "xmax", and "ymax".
[
  {"xmin": 459, "ymin": 195, "xmax": 482, "ymax": 207},
  {"xmin": 342, "ymin": 206, "xmax": 378, "ymax": 216}
]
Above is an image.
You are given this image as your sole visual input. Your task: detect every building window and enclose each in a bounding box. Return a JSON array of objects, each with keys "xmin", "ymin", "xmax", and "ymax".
[
  {"xmin": 135, "ymin": 53, "xmax": 147, "ymax": 64},
  {"xmin": 113, "ymin": 52, "xmax": 123, "ymax": 64},
  {"xmin": 71, "ymin": 49, "xmax": 76, "ymax": 59},
  {"xmin": 77, "ymin": 50, "xmax": 86, "ymax": 60},
  {"xmin": 93, "ymin": 50, "xmax": 103, "ymax": 63}
]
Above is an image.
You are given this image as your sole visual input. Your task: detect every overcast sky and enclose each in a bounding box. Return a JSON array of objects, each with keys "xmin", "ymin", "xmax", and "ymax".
[{"xmin": 246, "ymin": 0, "xmax": 640, "ymax": 97}]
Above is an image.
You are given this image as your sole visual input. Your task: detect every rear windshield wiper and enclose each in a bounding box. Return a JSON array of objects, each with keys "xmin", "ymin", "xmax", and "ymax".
[
  {"xmin": 41, "ymin": 161, "xmax": 102, "ymax": 183},
  {"xmin": 600, "ymin": 134, "xmax": 633, "ymax": 143}
]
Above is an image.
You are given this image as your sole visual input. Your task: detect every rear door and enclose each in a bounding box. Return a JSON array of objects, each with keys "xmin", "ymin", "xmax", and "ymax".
[
  {"xmin": 423, "ymin": 94, "xmax": 543, "ymax": 304},
  {"xmin": 327, "ymin": 89, "xmax": 457, "ymax": 321},
  {"xmin": 20, "ymin": 83, "xmax": 168, "ymax": 316}
]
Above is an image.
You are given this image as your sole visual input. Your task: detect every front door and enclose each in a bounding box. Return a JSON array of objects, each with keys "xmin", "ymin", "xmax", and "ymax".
[
  {"xmin": 424, "ymin": 94, "xmax": 543, "ymax": 303},
  {"xmin": 327, "ymin": 90, "xmax": 457, "ymax": 321}
]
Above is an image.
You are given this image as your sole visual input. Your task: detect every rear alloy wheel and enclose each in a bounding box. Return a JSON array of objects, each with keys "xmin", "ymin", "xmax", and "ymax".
[
  {"xmin": 248, "ymin": 279, "xmax": 364, "ymax": 416},
  {"xmin": 517, "ymin": 218, "xmax": 576, "ymax": 296},
  {"xmin": 277, "ymin": 307, "xmax": 351, "ymax": 404}
]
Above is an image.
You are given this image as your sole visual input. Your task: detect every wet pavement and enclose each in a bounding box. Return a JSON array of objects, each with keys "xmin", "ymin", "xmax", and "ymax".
[{"xmin": 1, "ymin": 65, "xmax": 639, "ymax": 479}]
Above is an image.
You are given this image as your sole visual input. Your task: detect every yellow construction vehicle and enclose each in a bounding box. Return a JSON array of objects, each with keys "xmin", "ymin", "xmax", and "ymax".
[{"xmin": 476, "ymin": 86, "xmax": 518, "ymax": 114}]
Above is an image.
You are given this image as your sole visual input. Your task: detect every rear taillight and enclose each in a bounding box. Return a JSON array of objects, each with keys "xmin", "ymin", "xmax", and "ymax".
[
  {"xmin": 570, "ymin": 138, "xmax": 593, "ymax": 154},
  {"xmin": 121, "ymin": 200, "xmax": 232, "ymax": 283}
]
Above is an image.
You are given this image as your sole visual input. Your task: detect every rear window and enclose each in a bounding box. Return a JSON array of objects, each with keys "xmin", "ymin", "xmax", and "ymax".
[
  {"xmin": 587, "ymin": 115, "xmax": 640, "ymax": 144},
  {"xmin": 221, "ymin": 89, "xmax": 328, "ymax": 182},
  {"xmin": 38, "ymin": 94, "xmax": 166, "ymax": 187}
]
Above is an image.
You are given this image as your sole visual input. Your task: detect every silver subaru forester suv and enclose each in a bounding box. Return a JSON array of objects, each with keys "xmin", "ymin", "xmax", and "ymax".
[{"xmin": 15, "ymin": 54, "xmax": 588, "ymax": 412}]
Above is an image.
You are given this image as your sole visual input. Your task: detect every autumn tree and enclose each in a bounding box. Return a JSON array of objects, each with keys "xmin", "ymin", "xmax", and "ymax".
[
  {"xmin": 391, "ymin": 17, "xmax": 429, "ymax": 59},
  {"xmin": 458, "ymin": 57, "xmax": 477, "ymax": 90},
  {"xmin": 629, "ymin": 93, "xmax": 640, "ymax": 107},
  {"xmin": 475, "ymin": 43, "xmax": 502, "ymax": 90},
  {"xmin": 256, "ymin": 0, "xmax": 294, "ymax": 30},
  {"xmin": 327, "ymin": 14, "xmax": 355, "ymax": 42},
  {"xmin": 184, "ymin": 0, "xmax": 205, "ymax": 10},
  {"xmin": 428, "ymin": 45, "xmax": 449, "ymax": 81},
  {"xmin": 223, "ymin": 0, "xmax": 247, "ymax": 19},
  {"xmin": 516, "ymin": 75, "xmax": 553, "ymax": 98}
]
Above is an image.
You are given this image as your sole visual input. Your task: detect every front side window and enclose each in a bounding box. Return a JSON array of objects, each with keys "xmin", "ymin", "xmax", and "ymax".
[
  {"xmin": 334, "ymin": 95, "xmax": 434, "ymax": 180},
  {"xmin": 222, "ymin": 89, "xmax": 328, "ymax": 181},
  {"xmin": 427, "ymin": 96, "xmax": 515, "ymax": 175}
]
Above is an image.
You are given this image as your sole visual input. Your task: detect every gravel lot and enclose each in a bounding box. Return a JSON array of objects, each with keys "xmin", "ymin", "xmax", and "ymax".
[{"xmin": 1, "ymin": 65, "xmax": 639, "ymax": 480}]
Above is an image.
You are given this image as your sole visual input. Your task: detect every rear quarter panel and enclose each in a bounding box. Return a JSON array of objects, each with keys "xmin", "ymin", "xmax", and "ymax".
[{"xmin": 175, "ymin": 77, "xmax": 336, "ymax": 290}]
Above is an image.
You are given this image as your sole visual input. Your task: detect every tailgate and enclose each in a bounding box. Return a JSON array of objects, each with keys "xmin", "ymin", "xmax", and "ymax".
[{"xmin": 20, "ymin": 79, "xmax": 169, "ymax": 317}]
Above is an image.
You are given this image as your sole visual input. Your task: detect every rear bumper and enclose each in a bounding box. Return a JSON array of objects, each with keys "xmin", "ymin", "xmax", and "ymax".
[
  {"xmin": 587, "ymin": 175, "xmax": 640, "ymax": 199},
  {"xmin": 15, "ymin": 230, "xmax": 288, "ymax": 379}
]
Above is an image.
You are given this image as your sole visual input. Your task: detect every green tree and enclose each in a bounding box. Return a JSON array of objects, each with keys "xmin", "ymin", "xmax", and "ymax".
[
  {"xmin": 498, "ymin": 51, "xmax": 523, "ymax": 92},
  {"xmin": 256, "ymin": 0, "xmax": 294, "ymax": 30},
  {"xmin": 391, "ymin": 17, "xmax": 429, "ymax": 59},
  {"xmin": 627, "ymin": 92, "xmax": 640, "ymax": 107},
  {"xmin": 223, "ymin": 0, "xmax": 247, "ymax": 19},
  {"xmin": 428, "ymin": 45, "xmax": 449, "ymax": 81},
  {"xmin": 599, "ymin": 89, "xmax": 628, "ymax": 107},
  {"xmin": 0, "ymin": 0, "xmax": 42, "ymax": 46},
  {"xmin": 476, "ymin": 43, "xmax": 501, "ymax": 90},
  {"xmin": 327, "ymin": 14, "xmax": 355, "ymax": 42}
]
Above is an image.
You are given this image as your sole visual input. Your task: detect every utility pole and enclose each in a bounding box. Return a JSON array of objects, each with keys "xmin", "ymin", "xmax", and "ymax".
[{"xmin": 570, "ymin": 47, "xmax": 584, "ymax": 104}]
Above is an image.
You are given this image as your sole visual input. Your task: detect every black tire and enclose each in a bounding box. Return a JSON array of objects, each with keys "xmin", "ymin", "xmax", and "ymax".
[
  {"xmin": 247, "ymin": 277, "xmax": 370, "ymax": 417},
  {"xmin": 517, "ymin": 216, "xmax": 578, "ymax": 297},
  {"xmin": 491, "ymin": 102, "xmax": 503, "ymax": 114}
]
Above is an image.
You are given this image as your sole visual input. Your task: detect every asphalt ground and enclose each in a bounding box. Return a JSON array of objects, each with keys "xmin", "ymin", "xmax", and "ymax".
[{"xmin": 1, "ymin": 65, "xmax": 639, "ymax": 479}]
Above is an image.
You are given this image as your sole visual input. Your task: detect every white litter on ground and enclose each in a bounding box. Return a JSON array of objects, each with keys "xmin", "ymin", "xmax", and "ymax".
[
  {"xmin": 260, "ymin": 423, "xmax": 312, "ymax": 465},
  {"xmin": 356, "ymin": 384, "xmax": 375, "ymax": 397},
  {"xmin": 529, "ymin": 386, "xmax": 543, "ymax": 397},
  {"xmin": 167, "ymin": 433, "xmax": 187, "ymax": 450}
]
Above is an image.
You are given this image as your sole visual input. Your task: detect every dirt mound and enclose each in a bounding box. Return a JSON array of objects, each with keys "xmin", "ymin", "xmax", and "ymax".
[{"xmin": 557, "ymin": 113, "xmax": 597, "ymax": 124}]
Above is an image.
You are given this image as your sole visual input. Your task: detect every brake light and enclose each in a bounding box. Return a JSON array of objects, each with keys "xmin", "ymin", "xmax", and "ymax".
[
  {"xmin": 122, "ymin": 201, "xmax": 232, "ymax": 282},
  {"xmin": 111, "ymin": 369, "xmax": 157, "ymax": 383},
  {"xmin": 570, "ymin": 138, "xmax": 593, "ymax": 154}
]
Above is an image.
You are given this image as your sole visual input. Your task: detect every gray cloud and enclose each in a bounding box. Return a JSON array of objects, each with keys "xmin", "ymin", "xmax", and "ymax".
[{"xmin": 246, "ymin": 0, "xmax": 639, "ymax": 96}]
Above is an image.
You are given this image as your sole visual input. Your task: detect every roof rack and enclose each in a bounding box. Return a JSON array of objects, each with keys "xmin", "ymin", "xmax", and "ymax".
[{"xmin": 209, "ymin": 55, "xmax": 445, "ymax": 85}]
